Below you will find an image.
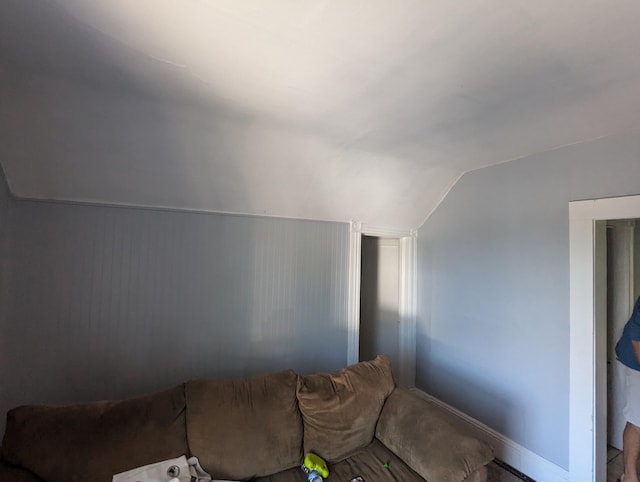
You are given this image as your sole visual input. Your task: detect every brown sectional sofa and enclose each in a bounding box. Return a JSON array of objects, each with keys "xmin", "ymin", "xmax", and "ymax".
[{"xmin": 0, "ymin": 356, "xmax": 493, "ymax": 482}]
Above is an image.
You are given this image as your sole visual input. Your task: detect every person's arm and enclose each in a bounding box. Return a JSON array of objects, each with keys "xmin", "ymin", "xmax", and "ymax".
[{"xmin": 632, "ymin": 340, "xmax": 640, "ymax": 365}]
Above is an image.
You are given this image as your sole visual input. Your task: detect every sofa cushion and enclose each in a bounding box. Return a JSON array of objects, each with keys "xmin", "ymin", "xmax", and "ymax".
[
  {"xmin": 376, "ymin": 386, "xmax": 494, "ymax": 482},
  {"xmin": 185, "ymin": 369, "xmax": 302, "ymax": 480},
  {"xmin": 254, "ymin": 439, "xmax": 427, "ymax": 482},
  {"xmin": 0, "ymin": 460, "xmax": 45, "ymax": 482},
  {"xmin": 1, "ymin": 384, "xmax": 188, "ymax": 482},
  {"xmin": 296, "ymin": 355, "xmax": 395, "ymax": 462}
]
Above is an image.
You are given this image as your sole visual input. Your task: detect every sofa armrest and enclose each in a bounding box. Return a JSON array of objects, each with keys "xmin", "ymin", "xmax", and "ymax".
[
  {"xmin": 375, "ymin": 386, "xmax": 494, "ymax": 482},
  {"xmin": 0, "ymin": 459, "xmax": 44, "ymax": 482}
]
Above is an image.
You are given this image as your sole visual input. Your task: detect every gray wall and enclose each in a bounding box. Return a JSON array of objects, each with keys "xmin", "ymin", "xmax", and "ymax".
[
  {"xmin": 417, "ymin": 128, "xmax": 640, "ymax": 470},
  {"xmin": 0, "ymin": 172, "xmax": 349, "ymax": 436}
]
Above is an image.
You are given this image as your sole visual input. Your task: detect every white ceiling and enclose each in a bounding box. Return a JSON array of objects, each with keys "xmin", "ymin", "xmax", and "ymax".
[{"xmin": 2, "ymin": 1, "xmax": 640, "ymax": 228}]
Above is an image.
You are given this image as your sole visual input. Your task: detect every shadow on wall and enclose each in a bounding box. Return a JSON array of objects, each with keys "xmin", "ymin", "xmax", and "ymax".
[
  {"xmin": 360, "ymin": 236, "xmax": 403, "ymax": 376},
  {"xmin": 360, "ymin": 236, "xmax": 380, "ymax": 364}
]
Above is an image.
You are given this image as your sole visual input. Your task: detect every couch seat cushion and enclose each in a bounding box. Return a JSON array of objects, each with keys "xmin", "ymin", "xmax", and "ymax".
[
  {"xmin": 254, "ymin": 439, "xmax": 425, "ymax": 482},
  {"xmin": 185, "ymin": 369, "xmax": 302, "ymax": 480},
  {"xmin": 0, "ymin": 460, "xmax": 45, "ymax": 482},
  {"xmin": 296, "ymin": 355, "xmax": 395, "ymax": 462},
  {"xmin": 1, "ymin": 384, "xmax": 188, "ymax": 482}
]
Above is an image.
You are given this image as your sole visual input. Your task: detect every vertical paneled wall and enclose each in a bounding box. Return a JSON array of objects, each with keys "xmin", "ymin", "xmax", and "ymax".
[{"xmin": 0, "ymin": 183, "xmax": 349, "ymax": 435}]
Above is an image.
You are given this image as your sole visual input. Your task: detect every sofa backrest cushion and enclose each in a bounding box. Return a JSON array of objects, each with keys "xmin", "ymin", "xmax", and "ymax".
[
  {"xmin": 296, "ymin": 355, "xmax": 395, "ymax": 462},
  {"xmin": 185, "ymin": 369, "xmax": 302, "ymax": 480},
  {"xmin": 1, "ymin": 384, "xmax": 188, "ymax": 482}
]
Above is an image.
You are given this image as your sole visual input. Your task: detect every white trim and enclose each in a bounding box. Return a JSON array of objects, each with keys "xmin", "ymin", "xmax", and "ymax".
[
  {"xmin": 399, "ymin": 235, "xmax": 417, "ymax": 387},
  {"xmin": 569, "ymin": 194, "xmax": 640, "ymax": 482},
  {"xmin": 347, "ymin": 222, "xmax": 363, "ymax": 365},
  {"xmin": 359, "ymin": 224, "xmax": 414, "ymax": 238},
  {"xmin": 629, "ymin": 220, "xmax": 636, "ymax": 310},
  {"xmin": 347, "ymin": 222, "xmax": 417, "ymax": 387},
  {"xmin": 411, "ymin": 388, "xmax": 569, "ymax": 482},
  {"xmin": 571, "ymin": 196, "xmax": 640, "ymax": 221}
]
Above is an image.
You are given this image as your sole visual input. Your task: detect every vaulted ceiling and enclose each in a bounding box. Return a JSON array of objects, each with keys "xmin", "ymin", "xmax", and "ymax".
[{"xmin": 2, "ymin": 1, "xmax": 640, "ymax": 228}]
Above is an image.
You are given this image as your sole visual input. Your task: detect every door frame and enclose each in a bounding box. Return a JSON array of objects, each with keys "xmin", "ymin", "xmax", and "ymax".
[
  {"xmin": 569, "ymin": 194, "xmax": 640, "ymax": 482},
  {"xmin": 347, "ymin": 222, "xmax": 417, "ymax": 387}
]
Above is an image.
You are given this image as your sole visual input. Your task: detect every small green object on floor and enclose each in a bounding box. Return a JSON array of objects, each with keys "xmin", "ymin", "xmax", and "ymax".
[{"xmin": 382, "ymin": 462, "xmax": 389, "ymax": 469}]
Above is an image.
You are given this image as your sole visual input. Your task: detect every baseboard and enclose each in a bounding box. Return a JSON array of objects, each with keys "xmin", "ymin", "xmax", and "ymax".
[{"xmin": 410, "ymin": 388, "xmax": 570, "ymax": 482}]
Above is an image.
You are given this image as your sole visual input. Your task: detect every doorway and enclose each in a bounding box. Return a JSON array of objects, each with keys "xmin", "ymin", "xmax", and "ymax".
[
  {"xmin": 605, "ymin": 220, "xmax": 637, "ymax": 451},
  {"xmin": 569, "ymin": 195, "xmax": 640, "ymax": 482},
  {"xmin": 359, "ymin": 236, "xmax": 401, "ymax": 373},
  {"xmin": 347, "ymin": 223, "xmax": 416, "ymax": 387}
]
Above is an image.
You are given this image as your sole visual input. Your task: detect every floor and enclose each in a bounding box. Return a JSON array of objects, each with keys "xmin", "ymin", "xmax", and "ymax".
[
  {"xmin": 488, "ymin": 447, "xmax": 629, "ymax": 482},
  {"xmin": 487, "ymin": 460, "xmax": 534, "ymax": 482},
  {"xmin": 608, "ymin": 446, "xmax": 625, "ymax": 482}
]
